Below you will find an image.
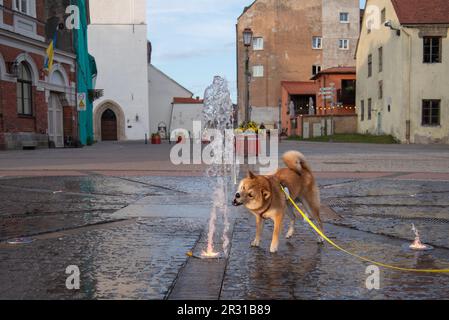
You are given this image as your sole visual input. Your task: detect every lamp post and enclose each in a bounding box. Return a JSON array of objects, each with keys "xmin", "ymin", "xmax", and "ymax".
[{"xmin": 243, "ymin": 28, "xmax": 253, "ymax": 124}]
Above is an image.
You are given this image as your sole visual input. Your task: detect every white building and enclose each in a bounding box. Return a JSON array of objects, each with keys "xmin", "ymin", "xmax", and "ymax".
[
  {"xmin": 170, "ymin": 97, "xmax": 205, "ymax": 140},
  {"xmin": 88, "ymin": 0, "xmax": 150, "ymax": 141},
  {"xmin": 148, "ymin": 65, "xmax": 193, "ymax": 137}
]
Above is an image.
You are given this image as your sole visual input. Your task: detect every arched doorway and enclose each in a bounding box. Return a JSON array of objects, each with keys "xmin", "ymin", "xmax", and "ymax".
[
  {"xmin": 101, "ymin": 109, "xmax": 118, "ymax": 141},
  {"xmin": 94, "ymin": 100, "xmax": 126, "ymax": 142}
]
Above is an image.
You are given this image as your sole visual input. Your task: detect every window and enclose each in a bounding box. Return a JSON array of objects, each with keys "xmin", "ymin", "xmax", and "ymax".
[
  {"xmin": 368, "ymin": 54, "xmax": 372, "ymax": 77},
  {"xmin": 378, "ymin": 47, "xmax": 383, "ymax": 72},
  {"xmin": 14, "ymin": 0, "xmax": 35, "ymax": 15},
  {"xmin": 340, "ymin": 79, "xmax": 356, "ymax": 105},
  {"xmin": 422, "ymin": 100, "xmax": 441, "ymax": 126},
  {"xmin": 378, "ymin": 81, "xmax": 383, "ymax": 99},
  {"xmin": 423, "ymin": 37, "xmax": 442, "ymax": 63},
  {"xmin": 312, "ymin": 65, "xmax": 321, "ymax": 76},
  {"xmin": 312, "ymin": 36, "xmax": 322, "ymax": 49},
  {"xmin": 252, "ymin": 65, "xmax": 264, "ymax": 77},
  {"xmin": 16, "ymin": 62, "xmax": 33, "ymax": 116},
  {"xmin": 253, "ymin": 37, "xmax": 264, "ymax": 51},
  {"xmin": 339, "ymin": 39, "xmax": 349, "ymax": 50},
  {"xmin": 367, "ymin": 19, "xmax": 372, "ymax": 34},
  {"xmin": 15, "ymin": 0, "xmax": 28, "ymax": 14},
  {"xmin": 340, "ymin": 12, "xmax": 349, "ymax": 23},
  {"xmin": 368, "ymin": 98, "xmax": 372, "ymax": 120},
  {"xmin": 381, "ymin": 8, "xmax": 386, "ymax": 24},
  {"xmin": 13, "ymin": 0, "xmax": 36, "ymax": 17},
  {"xmin": 361, "ymin": 100, "xmax": 365, "ymax": 121}
]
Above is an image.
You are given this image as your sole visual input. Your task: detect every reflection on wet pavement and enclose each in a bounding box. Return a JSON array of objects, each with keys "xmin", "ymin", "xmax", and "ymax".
[
  {"xmin": 221, "ymin": 218, "xmax": 449, "ymax": 300},
  {"xmin": 0, "ymin": 175, "xmax": 448, "ymax": 299},
  {"xmin": 321, "ymin": 179, "xmax": 449, "ymax": 249},
  {"xmin": 0, "ymin": 218, "xmax": 202, "ymax": 299}
]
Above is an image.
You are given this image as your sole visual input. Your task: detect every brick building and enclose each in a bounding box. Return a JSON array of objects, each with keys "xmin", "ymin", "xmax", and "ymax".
[
  {"xmin": 236, "ymin": 0, "xmax": 360, "ymax": 128},
  {"xmin": 0, "ymin": 0, "xmax": 78, "ymax": 149}
]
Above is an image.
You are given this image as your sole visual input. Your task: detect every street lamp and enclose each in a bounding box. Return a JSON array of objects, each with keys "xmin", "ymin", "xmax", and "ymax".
[{"xmin": 243, "ymin": 28, "xmax": 253, "ymax": 123}]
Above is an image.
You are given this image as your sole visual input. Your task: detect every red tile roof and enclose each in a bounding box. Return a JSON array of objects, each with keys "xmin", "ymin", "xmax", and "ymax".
[
  {"xmin": 319, "ymin": 67, "xmax": 356, "ymax": 74},
  {"xmin": 172, "ymin": 97, "xmax": 204, "ymax": 104},
  {"xmin": 391, "ymin": 0, "xmax": 449, "ymax": 25}
]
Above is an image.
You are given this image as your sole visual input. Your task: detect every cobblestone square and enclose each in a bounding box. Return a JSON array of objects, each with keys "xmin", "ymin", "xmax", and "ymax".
[{"xmin": 0, "ymin": 142, "xmax": 448, "ymax": 300}]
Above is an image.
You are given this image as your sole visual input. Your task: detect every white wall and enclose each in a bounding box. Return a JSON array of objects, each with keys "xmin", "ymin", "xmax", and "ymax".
[
  {"xmin": 148, "ymin": 65, "xmax": 192, "ymax": 135},
  {"xmin": 89, "ymin": 0, "xmax": 146, "ymax": 25},
  {"xmin": 251, "ymin": 107, "xmax": 280, "ymax": 128},
  {"xmin": 170, "ymin": 103, "xmax": 204, "ymax": 139},
  {"xmin": 88, "ymin": 0, "xmax": 150, "ymax": 141}
]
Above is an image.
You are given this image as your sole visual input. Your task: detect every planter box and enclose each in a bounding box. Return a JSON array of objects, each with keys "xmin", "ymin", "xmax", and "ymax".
[
  {"xmin": 235, "ymin": 133, "xmax": 260, "ymax": 157},
  {"xmin": 151, "ymin": 136, "xmax": 161, "ymax": 144}
]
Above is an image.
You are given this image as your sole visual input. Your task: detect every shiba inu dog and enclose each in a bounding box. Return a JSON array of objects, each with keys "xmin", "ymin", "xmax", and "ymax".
[{"xmin": 232, "ymin": 151, "xmax": 323, "ymax": 253}]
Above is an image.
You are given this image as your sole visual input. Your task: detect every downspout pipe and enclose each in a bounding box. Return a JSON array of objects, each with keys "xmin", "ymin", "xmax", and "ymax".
[{"xmin": 401, "ymin": 27, "xmax": 412, "ymax": 144}]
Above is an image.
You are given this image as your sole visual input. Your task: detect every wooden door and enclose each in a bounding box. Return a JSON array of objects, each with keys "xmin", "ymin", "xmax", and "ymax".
[{"xmin": 101, "ymin": 109, "xmax": 118, "ymax": 141}]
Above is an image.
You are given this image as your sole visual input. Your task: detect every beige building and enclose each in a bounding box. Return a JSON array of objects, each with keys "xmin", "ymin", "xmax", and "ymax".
[
  {"xmin": 356, "ymin": 0, "xmax": 449, "ymax": 144},
  {"xmin": 236, "ymin": 0, "xmax": 360, "ymax": 126}
]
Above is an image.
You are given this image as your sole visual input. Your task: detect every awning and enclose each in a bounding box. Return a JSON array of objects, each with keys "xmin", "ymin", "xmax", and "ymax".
[{"xmin": 281, "ymin": 81, "xmax": 318, "ymax": 95}]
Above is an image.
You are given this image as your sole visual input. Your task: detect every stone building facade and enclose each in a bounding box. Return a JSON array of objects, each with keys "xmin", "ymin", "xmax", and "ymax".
[{"xmin": 236, "ymin": 0, "xmax": 359, "ymax": 127}]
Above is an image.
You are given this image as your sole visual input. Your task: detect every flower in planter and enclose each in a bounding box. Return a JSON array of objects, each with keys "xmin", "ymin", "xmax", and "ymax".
[{"xmin": 239, "ymin": 121, "xmax": 259, "ymax": 134}]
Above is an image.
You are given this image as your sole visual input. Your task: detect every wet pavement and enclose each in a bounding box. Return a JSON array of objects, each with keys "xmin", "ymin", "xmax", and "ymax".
[{"xmin": 0, "ymin": 174, "xmax": 449, "ymax": 300}]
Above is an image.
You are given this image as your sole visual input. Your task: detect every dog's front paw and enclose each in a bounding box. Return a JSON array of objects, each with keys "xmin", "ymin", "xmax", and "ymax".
[
  {"xmin": 251, "ymin": 240, "xmax": 260, "ymax": 247},
  {"xmin": 270, "ymin": 244, "xmax": 278, "ymax": 253}
]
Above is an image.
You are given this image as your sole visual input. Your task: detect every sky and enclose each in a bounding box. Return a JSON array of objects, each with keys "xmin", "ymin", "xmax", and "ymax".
[{"xmin": 148, "ymin": 0, "xmax": 367, "ymax": 102}]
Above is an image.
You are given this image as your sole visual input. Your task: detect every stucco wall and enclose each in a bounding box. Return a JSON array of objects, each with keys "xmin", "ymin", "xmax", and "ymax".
[
  {"xmin": 302, "ymin": 114, "xmax": 357, "ymax": 138},
  {"xmin": 89, "ymin": 0, "xmax": 146, "ymax": 25},
  {"xmin": 170, "ymin": 103, "xmax": 204, "ymax": 139},
  {"xmin": 148, "ymin": 65, "xmax": 192, "ymax": 135},
  {"xmin": 356, "ymin": 0, "xmax": 406, "ymax": 140},
  {"xmin": 408, "ymin": 27, "xmax": 449, "ymax": 144},
  {"xmin": 356, "ymin": 0, "xmax": 449, "ymax": 144},
  {"xmin": 322, "ymin": 0, "xmax": 359, "ymax": 69}
]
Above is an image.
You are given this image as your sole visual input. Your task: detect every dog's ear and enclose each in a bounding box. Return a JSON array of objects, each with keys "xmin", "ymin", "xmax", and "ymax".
[
  {"xmin": 262, "ymin": 189, "xmax": 271, "ymax": 200},
  {"xmin": 247, "ymin": 171, "xmax": 256, "ymax": 179}
]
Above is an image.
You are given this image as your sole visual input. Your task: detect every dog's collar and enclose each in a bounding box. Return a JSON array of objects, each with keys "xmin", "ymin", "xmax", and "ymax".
[{"xmin": 254, "ymin": 177, "xmax": 273, "ymax": 218}]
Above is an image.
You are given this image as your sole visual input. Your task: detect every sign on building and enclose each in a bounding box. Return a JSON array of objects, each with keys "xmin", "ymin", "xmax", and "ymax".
[{"xmin": 77, "ymin": 92, "xmax": 87, "ymax": 112}]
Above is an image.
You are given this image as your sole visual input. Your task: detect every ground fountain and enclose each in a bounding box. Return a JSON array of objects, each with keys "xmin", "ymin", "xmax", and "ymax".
[
  {"xmin": 200, "ymin": 76, "xmax": 236, "ymax": 259},
  {"xmin": 409, "ymin": 223, "xmax": 433, "ymax": 251}
]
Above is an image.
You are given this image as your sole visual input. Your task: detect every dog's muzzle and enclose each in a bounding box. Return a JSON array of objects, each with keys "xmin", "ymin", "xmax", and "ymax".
[{"xmin": 232, "ymin": 193, "xmax": 243, "ymax": 206}]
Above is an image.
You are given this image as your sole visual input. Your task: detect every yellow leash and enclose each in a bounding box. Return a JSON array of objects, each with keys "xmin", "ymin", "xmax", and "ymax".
[{"xmin": 281, "ymin": 187, "xmax": 449, "ymax": 274}]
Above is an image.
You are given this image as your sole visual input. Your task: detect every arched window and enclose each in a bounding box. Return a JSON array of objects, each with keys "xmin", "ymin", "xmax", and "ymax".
[{"xmin": 17, "ymin": 62, "xmax": 33, "ymax": 115}]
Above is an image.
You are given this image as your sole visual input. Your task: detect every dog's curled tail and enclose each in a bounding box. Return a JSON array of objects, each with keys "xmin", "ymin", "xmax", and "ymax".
[{"xmin": 283, "ymin": 150, "xmax": 311, "ymax": 175}]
